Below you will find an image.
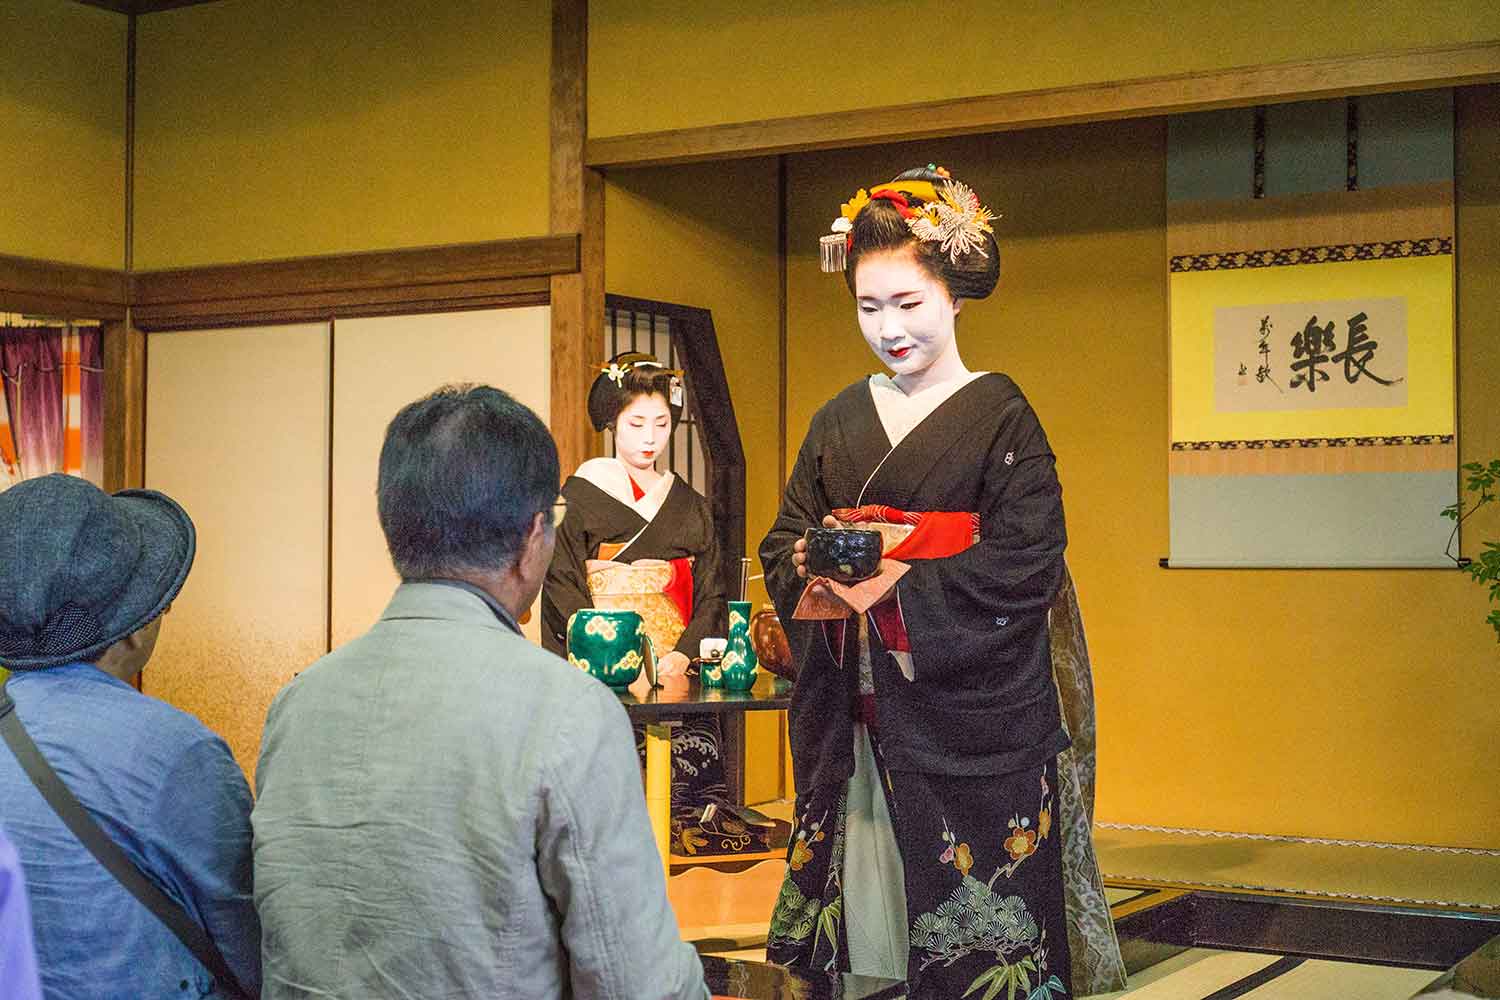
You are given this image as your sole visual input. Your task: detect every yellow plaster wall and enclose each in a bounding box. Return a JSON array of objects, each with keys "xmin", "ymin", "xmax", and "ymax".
[
  {"xmin": 133, "ymin": 0, "xmax": 551, "ymax": 268},
  {"xmin": 0, "ymin": 0, "xmax": 125, "ymax": 268},
  {"xmin": 589, "ymin": 0, "xmax": 1500, "ymax": 139},
  {"xmin": 779, "ymin": 92, "xmax": 1500, "ymax": 848},
  {"xmin": 604, "ymin": 158, "xmax": 787, "ymax": 802}
]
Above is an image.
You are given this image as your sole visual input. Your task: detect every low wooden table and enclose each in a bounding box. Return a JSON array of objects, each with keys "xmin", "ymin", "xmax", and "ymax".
[{"xmin": 618, "ymin": 675, "xmax": 792, "ymax": 875}]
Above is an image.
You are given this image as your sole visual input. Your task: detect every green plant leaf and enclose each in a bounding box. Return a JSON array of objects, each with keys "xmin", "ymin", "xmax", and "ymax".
[
  {"xmin": 1028, "ymin": 975, "xmax": 1067, "ymax": 1000},
  {"xmin": 813, "ymin": 897, "xmax": 841, "ymax": 957},
  {"xmin": 963, "ymin": 964, "xmax": 1006, "ymax": 1000}
]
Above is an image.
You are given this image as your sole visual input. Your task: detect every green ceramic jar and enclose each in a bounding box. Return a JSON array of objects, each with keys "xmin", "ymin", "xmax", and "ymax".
[
  {"xmin": 565, "ymin": 608, "xmax": 654, "ymax": 690},
  {"xmin": 709, "ymin": 600, "xmax": 759, "ymax": 691}
]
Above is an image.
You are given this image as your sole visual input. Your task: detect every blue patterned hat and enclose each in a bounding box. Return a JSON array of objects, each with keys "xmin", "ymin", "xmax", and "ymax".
[{"xmin": 0, "ymin": 474, "xmax": 195, "ymax": 670}]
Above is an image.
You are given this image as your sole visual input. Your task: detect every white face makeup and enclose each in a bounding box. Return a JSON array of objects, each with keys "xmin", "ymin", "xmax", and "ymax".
[
  {"xmin": 613, "ymin": 392, "xmax": 672, "ymax": 472},
  {"xmin": 853, "ymin": 249, "xmax": 963, "ymax": 389}
]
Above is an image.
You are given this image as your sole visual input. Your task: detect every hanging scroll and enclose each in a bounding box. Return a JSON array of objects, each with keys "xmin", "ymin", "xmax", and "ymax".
[{"xmin": 1166, "ymin": 91, "xmax": 1456, "ymax": 567}]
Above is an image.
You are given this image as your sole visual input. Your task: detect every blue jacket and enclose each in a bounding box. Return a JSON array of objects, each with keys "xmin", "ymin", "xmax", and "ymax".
[{"xmin": 0, "ymin": 664, "xmax": 261, "ymax": 999}]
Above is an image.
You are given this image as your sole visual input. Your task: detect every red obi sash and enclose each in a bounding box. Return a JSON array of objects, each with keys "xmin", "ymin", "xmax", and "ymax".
[
  {"xmin": 663, "ymin": 556, "xmax": 694, "ymax": 625},
  {"xmin": 832, "ymin": 505, "xmax": 978, "ymax": 654}
]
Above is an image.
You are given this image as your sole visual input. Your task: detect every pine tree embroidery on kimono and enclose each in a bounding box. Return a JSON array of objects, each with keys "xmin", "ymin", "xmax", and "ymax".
[
  {"xmin": 909, "ymin": 769, "xmax": 1065, "ymax": 999},
  {"xmin": 768, "ymin": 799, "xmax": 847, "ymax": 972}
]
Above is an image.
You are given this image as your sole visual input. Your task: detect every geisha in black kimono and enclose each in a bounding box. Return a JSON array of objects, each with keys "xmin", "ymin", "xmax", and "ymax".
[
  {"xmin": 544, "ymin": 355, "xmax": 768, "ymax": 855},
  {"xmin": 760, "ymin": 168, "xmax": 1125, "ymax": 999}
]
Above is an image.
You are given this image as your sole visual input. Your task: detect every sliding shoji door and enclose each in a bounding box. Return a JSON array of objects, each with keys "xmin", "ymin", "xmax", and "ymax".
[
  {"xmin": 330, "ymin": 308, "xmax": 551, "ymax": 649},
  {"xmin": 143, "ymin": 323, "xmax": 332, "ymax": 779},
  {"xmin": 142, "ymin": 309, "xmax": 551, "ymax": 778}
]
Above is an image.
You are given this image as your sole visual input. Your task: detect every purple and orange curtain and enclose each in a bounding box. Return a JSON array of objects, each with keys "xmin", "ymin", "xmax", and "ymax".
[{"xmin": 0, "ymin": 324, "xmax": 104, "ymax": 490}]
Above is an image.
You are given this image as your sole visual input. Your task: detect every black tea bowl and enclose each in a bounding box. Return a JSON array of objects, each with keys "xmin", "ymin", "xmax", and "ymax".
[{"xmin": 803, "ymin": 527, "xmax": 883, "ymax": 583}]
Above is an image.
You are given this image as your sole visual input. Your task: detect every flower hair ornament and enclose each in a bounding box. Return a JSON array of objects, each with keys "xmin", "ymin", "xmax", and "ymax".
[
  {"xmin": 592, "ymin": 352, "xmax": 685, "ymax": 410},
  {"xmin": 819, "ymin": 165, "xmax": 999, "ymax": 273},
  {"xmin": 596, "ymin": 356, "xmax": 683, "ymax": 389}
]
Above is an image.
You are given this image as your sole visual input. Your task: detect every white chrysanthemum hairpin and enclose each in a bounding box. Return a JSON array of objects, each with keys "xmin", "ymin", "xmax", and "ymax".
[
  {"xmin": 906, "ymin": 181, "xmax": 996, "ymax": 264},
  {"xmin": 819, "ymin": 173, "xmax": 999, "ymax": 272}
]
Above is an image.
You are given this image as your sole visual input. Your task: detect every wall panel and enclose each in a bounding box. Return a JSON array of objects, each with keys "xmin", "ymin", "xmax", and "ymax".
[
  {"xmin": 134, "ymin": 0, "xmax": 551, "ymax": 268},
  {"xmin": 0, "ymin": 0, "xmax": 125, "ymax": 268},
  {"xmin": 330, "ymin": 308, "xmax": 551, "ymax": 649},
  {"xmin": 143, "ymin": 323, "xmax": 331, "ymax": 778}
]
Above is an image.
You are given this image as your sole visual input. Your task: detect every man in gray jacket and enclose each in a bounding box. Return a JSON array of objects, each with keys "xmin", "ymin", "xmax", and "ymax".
[{"xmin": 252, "ymin": 384, "xmax": 706, "ymax": 999}]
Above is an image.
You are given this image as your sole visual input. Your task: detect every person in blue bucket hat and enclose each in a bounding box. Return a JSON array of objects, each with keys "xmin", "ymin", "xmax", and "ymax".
[{"xmin": 0, "ymin": 474, "xmax": 261, "ymax": 1000}]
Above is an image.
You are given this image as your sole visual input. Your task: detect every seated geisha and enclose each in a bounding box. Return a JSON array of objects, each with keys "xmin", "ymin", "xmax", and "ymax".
[{"xmin": 542, "ymin": 353, "xmax": 776, "ymax": 857}]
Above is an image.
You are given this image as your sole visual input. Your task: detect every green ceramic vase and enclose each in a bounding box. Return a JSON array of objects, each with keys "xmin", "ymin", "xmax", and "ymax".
[
  {"xmin": 707, "ymin": 600, "xmax": 758, "ymax": 691},
  {"xmin": 566, "ymin": 608, "xmax": 655, "ymax": 690}
]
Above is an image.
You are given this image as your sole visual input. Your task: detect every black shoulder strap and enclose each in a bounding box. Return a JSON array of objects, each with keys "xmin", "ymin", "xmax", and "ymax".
[{"xmin": 0, "ymin": 680, "xmax": 250, "ymax": 999}]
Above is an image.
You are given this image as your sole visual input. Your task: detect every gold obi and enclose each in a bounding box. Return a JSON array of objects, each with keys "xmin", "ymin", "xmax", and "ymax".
[{"xmin": 584, "ymin": 559, "xmax": 687, "ymax": 655}]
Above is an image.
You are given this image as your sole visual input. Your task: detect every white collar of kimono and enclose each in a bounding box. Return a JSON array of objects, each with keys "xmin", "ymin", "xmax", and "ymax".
[
  {"xmin": 867, "ymin": 370, "xmax": 988, "ymax": 448},
  {"xmin": 573, "ymin": 456, "xmax": 676, "ymax": 523}
]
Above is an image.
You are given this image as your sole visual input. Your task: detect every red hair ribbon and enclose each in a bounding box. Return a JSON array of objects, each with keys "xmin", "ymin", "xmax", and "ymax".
[{"xmin": 869, "ymin": 189, "xmax": 918, "ymax": 219}]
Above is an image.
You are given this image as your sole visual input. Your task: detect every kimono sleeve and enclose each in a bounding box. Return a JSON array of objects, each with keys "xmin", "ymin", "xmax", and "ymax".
[
  {"xmin": 893, "ymin": 398, "xmax": 1066, "ymax": 683},
  {"xmin": 542, "ymin": 483, "xmax": 595, "ymax": 656},
  {"xmin": 758, "ymin": 411, "xmax": 829, "ymax": 632}
]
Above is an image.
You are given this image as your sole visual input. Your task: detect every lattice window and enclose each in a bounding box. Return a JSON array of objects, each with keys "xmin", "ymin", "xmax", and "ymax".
[{"xmin": 603, "ymin": 304, "xmax": 708, "ymax": 496}]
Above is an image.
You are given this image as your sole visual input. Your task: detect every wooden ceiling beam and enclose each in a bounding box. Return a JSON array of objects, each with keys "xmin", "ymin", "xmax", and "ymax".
[{"xmin": 585, "ymin": 41, "xmax": 1500, "ymax": 168}]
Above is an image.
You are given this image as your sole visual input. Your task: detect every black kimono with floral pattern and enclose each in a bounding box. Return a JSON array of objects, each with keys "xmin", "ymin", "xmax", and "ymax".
[{"xmin": 760, "ymin": 374, "xmax": 1078, "ymax": 999}]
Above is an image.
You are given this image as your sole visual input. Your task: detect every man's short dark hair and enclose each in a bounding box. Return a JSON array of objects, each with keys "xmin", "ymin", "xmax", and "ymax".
[{"xmin": 377, "ymin": 384, "xmax": 559, "ymax": 580}]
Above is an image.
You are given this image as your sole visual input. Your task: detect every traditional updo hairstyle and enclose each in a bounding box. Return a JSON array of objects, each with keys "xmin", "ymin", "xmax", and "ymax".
[
  {"xmin": 586, "ymin": 351, "xmax": 684, "ymax": 433},
  {"xmin": 843, "ymin": 166, "xmax": 1001, "ymax": 302}
]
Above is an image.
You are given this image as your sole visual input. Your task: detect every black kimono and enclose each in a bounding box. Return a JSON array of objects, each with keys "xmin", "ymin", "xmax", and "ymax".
[
  {"xmin": 760, "ymin": 373, "xmax": 1074, "ymax": 999},
  {"xmin": 542, "ymin": 463, "xmax": 739, "ymax": 840},
  {"xmin": 542, "ymin": 469, "xmax": 724, "ymax": 663}
]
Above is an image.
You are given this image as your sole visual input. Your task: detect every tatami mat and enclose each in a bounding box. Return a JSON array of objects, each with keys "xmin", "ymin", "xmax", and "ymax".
[
  {"xmin": 1094, "ymin": 951, "xmax": 1283, "ymax": 999},
  {"xmin": 1247, "ymin": 960, "xmax": 1437, "ymax": 999},
  {"xmin": 1094, "ymin": 825, "xmax": 1500, "ymax": 909},
  {"xmin": 1091, "ymin": 949, "xmax": 1441, "ymax": 1000}
]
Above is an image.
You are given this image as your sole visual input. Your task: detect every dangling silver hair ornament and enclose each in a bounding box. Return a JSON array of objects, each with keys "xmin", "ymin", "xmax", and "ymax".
[{"xmin": 819, "ymin": 217, "xmax": 853, "ymax": 273}]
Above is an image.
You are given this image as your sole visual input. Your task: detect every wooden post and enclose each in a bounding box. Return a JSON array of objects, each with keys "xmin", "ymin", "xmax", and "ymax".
[
  {"xmin": 550, "ymin": 0, "xmax": 603, "ymax": 478},
  {"xmin": 102, "ymin": 320, "xmax": 146, "ymax": 492}
]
